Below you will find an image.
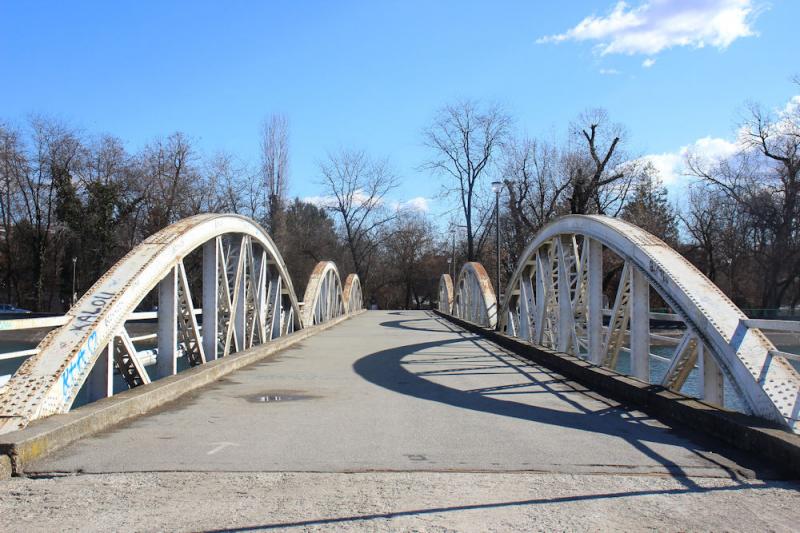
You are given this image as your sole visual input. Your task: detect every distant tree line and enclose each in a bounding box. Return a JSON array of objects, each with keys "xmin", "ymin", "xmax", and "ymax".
[
  {"xmin": 1, "ymin": 87, "xmax": 798, "ymax": 314},
  {"xmin": 0, "ymin": 115, "xmax": 445, "ymax": 311},
  {"xmin": 425, "ymin": 94, "xmax": 799, "ymax": 315}
]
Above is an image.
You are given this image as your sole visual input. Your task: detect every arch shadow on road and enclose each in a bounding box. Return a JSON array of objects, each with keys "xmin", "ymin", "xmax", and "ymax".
[
  {"xmin": 203, "ymin": 313, "xmax": 793, "ymax": 531},
  {"xmin": 202, "ymin": 482, "xmax": 783, "ymax": 532},
  {"xmin": 356, "ymin": 316, "xmax": 783, "ymax": 485}
]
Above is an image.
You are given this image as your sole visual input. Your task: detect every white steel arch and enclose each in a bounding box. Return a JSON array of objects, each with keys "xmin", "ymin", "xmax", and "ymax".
[
  {"xmin": 452, "ymin": 262, "xmax": 498, "ymax": 329},
  {"xmin": 438, "ymin": 274, "xmax": 454, "ymax": 314},
  {"xmin": 301, "ymin": 261, "xmax": 345, "ymax": 326},
  {"xmin": 498, "ymin": 215, "xmax": 800, "ymax": 432},
  {"xmin": 0, "ymin": 214, "xmax": 303, "ymax": 433},
  {"xmin": 342, "ymin": 274, "xmax": 364, "ymax": 313}
]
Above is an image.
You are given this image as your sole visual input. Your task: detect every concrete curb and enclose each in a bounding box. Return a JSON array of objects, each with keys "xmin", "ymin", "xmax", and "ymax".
[
  {"xmin": 0, "ymin": 310, "xmax": 365, "ymax": 476},
  {"xmin": 434, "ymin": 310, "xmax": 800, "ymax": 479}
]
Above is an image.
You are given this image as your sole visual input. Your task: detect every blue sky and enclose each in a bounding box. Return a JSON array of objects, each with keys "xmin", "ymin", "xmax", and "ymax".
[{"xmin": 0, "ymin": 0, "xmax": 797, "ymax": 221}]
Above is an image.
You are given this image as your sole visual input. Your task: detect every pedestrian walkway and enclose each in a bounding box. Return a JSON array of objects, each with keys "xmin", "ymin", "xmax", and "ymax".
[{"xmin": 29, "ymin": 311, "xmax": 768, "ymax": 477}]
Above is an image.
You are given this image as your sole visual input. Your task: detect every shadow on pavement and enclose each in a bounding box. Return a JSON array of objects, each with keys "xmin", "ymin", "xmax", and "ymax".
[
  {"xmin": 201, "ymin": 483, "xmax": 784, "ymax": 532},
  {"xmin": 355, "ymin": 315, "xmax": 787, "ymax": 485}
]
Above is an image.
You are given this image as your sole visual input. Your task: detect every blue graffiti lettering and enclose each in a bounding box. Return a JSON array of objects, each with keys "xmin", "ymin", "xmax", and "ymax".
[{"xmin": 60, "ymin": 331, "xmax": 99, "ymax": 403}]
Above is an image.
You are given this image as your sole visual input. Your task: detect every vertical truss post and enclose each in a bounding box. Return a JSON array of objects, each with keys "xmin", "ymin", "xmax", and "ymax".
[
  {"xmin": 157, "ymin": 265, "xmax": 178, "ymax": 378},
  {"xmin": 542, "ymin": 243, "xmax": 560, "ymax": 348},
  {"xmin": 699, "ymin": 345, "xmax": 724, "ymax": 406},
  {"xmin": 555, "ymin": 238, "xmax": 579, "ymax": 355},
  {"xmin": 325, "ymin": 271, "xmax": 333, "ymax": 321},
  {"xmin": 587, "ymin": 238, "xmax": 603, "ymax": 364},
  {"xmin": 533, "ymin": 252, "xmax": 552, "ymax": 344},
  {"xmin": 630, "ymin": 268, "xmax": 650, "ymax": 381},
  {"xmin": 270, "ymin": 275, "xmax": 282, "ymax": 339},
  {"xmin": 233, "ymin": 237, "xmax": 247, "ymax": 352},
  {"xmin": 202, "ymin": 238, "xmax": 219, "ymax": 361},
  {"xmin": 218, "ymin": 238, "xmax": 235, "ymax": 356},
  {"xmin": 518, "ymin": 273, "xmax": 534, "ymax": 342},
  {"xmin": 244, "ymin": 238, "xmax": 262, "ymax": 348},
  {"xmin": 85, "ymin": 345, "xmax": 113, "ymax": 402},
  {"xmin": 557, "ymin": 238, "xmax": 574, "ymax": 352},
  {"xmin": 257, "ymin": 251, "xmax": 268, "ymax": 341}
]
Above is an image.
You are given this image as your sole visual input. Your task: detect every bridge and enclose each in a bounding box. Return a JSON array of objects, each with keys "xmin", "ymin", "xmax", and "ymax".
[{"xmin": 0, "ymin": 214, "xmax": 797, "ymax": 530}]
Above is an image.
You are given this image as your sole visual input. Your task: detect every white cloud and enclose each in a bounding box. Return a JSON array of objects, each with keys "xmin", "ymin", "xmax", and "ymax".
[
  {"xmin": 783, "ymin": 95, "xmax": 800, "ymax": 115},
  {"xmin": 302, "ymin": 194, "xmax": 336, "ymax": 208},
  {"xmin": 599, "ymin": 68, "xmax": 621, "ymax": 75},
  {"xmin": 303, "ymin": 192, "xmax": 430, "ymax": 213},
  {"xmin": 643, "ymin": 151, "xmax": 684, "ymax": 184},
  {"xmin": 397, "ymin": 196, "xmax": 430, "ymax": 213},
  {"xmin": 302, "ymin": 191, "xmax": 380, "ymax": 210},
  {"xmin": 642, "ymin": 58, "xmax": 656, "ymax": 68},
  {"xmin": 643, "ymin": 135, "xmax": 739, "ymax": 185},
  {"xmin": 538, "ymin": 0, "xmax": 760, "ymax": 56},
  {"xmin": 642, "ymin": 93, "xmax": 799, "ymax": 191}
]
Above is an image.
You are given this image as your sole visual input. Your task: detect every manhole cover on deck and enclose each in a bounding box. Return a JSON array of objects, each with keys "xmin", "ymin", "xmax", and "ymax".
[{"xmin": 242, "ymin": 391, "xmax": 316, "ymax": 403}]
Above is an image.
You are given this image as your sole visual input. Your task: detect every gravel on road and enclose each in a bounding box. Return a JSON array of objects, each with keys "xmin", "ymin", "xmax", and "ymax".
[{"xmin": 1, "ymin": 471, "xmax": 797, "ymax": 532}]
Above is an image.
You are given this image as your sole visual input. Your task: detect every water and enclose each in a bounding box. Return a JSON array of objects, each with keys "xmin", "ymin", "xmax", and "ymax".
[
  {"xmin": 0, "ymin": 340, "xmax": 32, "ymax": 378},
  {"xmin": 0, "ymin": 333, "xmax": 171, "ymax": 409},
  {"xmin": 612, "ymin": 346, "xmax": 746, "ymax": 412},
  {"xmin": 612, "ymin": 342, "xmax": 800, "ymax": 413}
]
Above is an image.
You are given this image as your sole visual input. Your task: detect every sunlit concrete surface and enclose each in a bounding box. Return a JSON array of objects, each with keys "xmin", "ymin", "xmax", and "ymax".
[
  {"xmin": 2, "ymin": 471, "xmax": 797, "ymax": 532},
  {"xmin": 6, "ymin": 311, "xmax": 799, "ymax": 531},
  {"xmin": 28, "ymin": 311, "xmax": 778, "ymax": 476}
]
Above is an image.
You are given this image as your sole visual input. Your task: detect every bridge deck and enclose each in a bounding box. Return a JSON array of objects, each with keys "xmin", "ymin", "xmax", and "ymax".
[
  {"xmin": 6, "ymin": 311, "xmax": 798, "ymax": 531},
  {"xmin": 29, "ymin": 311, "xmax": 769, "ymax": 477}
]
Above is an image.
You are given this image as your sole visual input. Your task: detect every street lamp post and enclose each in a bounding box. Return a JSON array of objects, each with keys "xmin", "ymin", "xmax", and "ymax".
[
  {"xmin": 450, "ymin": 228, "xmax": 456, "ymax": 280},
  {"xmin": 71, "ymin": 256, "xmax": 77, "ymax": 307},
  {"xmin": 491, "ymin": 181, "xmax": 502, "ymax": 303}
]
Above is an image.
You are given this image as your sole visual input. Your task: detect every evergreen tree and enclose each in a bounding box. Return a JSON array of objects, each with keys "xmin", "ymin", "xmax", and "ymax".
[{"xmin": 620, "ymin": 171, "xmax": 678, "ymax": 245}]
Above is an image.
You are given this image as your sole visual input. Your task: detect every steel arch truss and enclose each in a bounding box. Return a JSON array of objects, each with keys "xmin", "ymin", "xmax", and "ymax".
[
  {"xmin": 342, "ymin": 274, "xmax": 364, "ymax": 313},
  {"xmin": 497, "ymin": 215, "xmax": 800, "ymax": 432},
  {"xmin": 301, "ymin": 261, "xmax": 346, "ymax": 326},
  {"xmin": 452, "ymin": 262, "xmax": 498, "ymax": 329},
  {"xmin": 438, "ymin": 274, "xmax": 454, "ymax": 314},
  {"xmin": 0, "ymin": 214, "xmax": 303, "ymax": 433}
]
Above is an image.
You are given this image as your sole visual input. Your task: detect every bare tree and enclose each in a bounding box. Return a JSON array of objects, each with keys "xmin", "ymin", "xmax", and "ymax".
[
  {"xmin": 260, "ymin": 114, "xmax": 289, "ymax": 235},
  {"xmin": 21, "ymin": 118, "xmax": 83, "ymax": 310},
  {"xmin": 687, "ymin": 97, "xmax": 800, "ymax": 310},
  {"xmin": 567, "ymin": 109, "xmax": 636, "ymax": 215},
  {"xmin": 203, "ymin": 151, "xmax": 264, "ymax": 218},
  {"xmin": 280, "ymin": 198, "xmax": 344, "ymax": 296},
  {"xmin": 502, "ymin": 136, "xmax": 570, "ymax": 265},
  {"xmin": 423, "ymin": 100, "xmax": 511, "ymax": 260},
  {"xmin": 139, "ymin": 132, "xmax": 197, "ymax": 235},
  {"xmin": 319, "ymin": 149, "xmax": 399, "ymax": 291},
  {"xmin": 0, "ymin": 124, "xmax": 26, "ymax": 304},
  {"xmin": 382, "ymin": 211, "xmax": 436, "ymax": 308}
]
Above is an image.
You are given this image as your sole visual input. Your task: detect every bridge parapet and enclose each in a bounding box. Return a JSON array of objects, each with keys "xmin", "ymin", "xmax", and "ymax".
[{"xmin": 442, "ymin": 215, "xmax": 800, "ymax": 433}]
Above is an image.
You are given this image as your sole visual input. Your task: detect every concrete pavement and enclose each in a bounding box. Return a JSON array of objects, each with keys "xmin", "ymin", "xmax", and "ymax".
[{"xmin": 28, "ymin": 311, "xmax": 774, "ymax": 477}]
